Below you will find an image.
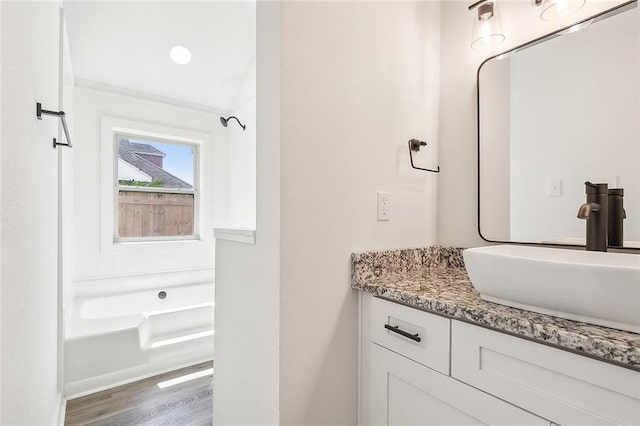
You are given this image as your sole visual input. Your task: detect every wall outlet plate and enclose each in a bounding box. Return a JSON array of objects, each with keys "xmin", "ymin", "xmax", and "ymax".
[
  {"xmin": 547, "ymin": 179, "xmax": 562, "ymax": 197},
  {"xmin": 377, "ymin": 191, "xmax": 390, "ymax": 221}
]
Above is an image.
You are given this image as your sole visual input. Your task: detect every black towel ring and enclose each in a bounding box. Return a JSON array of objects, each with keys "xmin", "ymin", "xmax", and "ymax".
[{"xmin": 408, "ymin": 139, "xmax": 439, "ymax": 173}]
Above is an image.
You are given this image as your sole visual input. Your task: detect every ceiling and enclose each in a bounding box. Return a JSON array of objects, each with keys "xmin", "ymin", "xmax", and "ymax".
[{"xmin": 63, "ymin": 1, "xmax": 256, "ymax": 112}]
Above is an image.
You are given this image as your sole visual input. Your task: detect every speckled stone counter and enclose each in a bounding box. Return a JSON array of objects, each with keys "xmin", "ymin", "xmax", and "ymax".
[{"xmin": 351, "ymin": 247, "xmax": 640, "ymax": 370}]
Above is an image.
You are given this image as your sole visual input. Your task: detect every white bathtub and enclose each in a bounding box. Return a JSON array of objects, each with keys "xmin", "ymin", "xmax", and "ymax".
[
  {"xmin": 80, "ymin": 283, "xmax": 212, "ymax": 319},
  {"xmin": 65, "ymin": 281, "xmax": 214, "ymax": 397}
]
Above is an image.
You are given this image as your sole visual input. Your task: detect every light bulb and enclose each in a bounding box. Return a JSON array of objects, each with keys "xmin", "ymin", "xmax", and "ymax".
[
  {"xmin": 170, "ymin": 45, "xmax": 192, "ymax": 65},
  {"xmin": 540, "ymin": 0, "xmax": 585, "ymax": 21}
]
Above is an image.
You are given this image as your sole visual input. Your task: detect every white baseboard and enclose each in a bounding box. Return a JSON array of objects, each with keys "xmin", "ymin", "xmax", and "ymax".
[
  {"xmin": 53, "ymin": 392, "xmax": 66, "ymax": 426},
  {"xmin": 65, "ymin": 353, "xmax": 213, "ymax": 400}
]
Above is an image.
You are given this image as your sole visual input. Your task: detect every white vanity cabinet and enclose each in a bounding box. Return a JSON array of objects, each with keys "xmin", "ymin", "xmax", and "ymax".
[
  {"xmin": 361, "ymin": 294, "xmax": 550, "ymax": 425},
  {"xmin": 359, "ymin": 293, "xmax": 640, "ymax": 426}
]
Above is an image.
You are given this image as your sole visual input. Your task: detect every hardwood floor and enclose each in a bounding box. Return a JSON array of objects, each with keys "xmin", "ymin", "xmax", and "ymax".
[{"xmin": 65, "ymin": 362, "xmax": 213, "ymax": 426}]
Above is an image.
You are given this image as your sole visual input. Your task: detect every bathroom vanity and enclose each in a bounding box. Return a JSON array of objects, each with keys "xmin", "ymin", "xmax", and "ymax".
[{"xmin": 353, "ymin": 247, "xmax": 640, "ymax": 425}]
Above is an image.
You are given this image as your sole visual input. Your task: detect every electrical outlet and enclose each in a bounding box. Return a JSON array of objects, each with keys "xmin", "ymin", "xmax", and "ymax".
[
  {"xmin": 547, "ymin": 179, "xmax": 562, "ymax": 197},
  {"xmin": 377, "ymin": 192, "xmax": 390, "ymax": 221}
]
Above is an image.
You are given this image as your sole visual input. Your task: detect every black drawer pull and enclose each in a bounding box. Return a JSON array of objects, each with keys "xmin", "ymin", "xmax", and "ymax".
[{"xmin": 384, "ymin": 324, "xmax": 421, "ymax": 342}]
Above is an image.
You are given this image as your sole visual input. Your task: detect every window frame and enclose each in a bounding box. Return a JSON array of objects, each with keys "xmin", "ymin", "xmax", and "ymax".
[
  {"xmin": 114, "ymin": 132, "xmax": 200, "ymax": 242},
  {"xmin": 100, "ymin": 116, "xmax": 209, "ymax": 253}
]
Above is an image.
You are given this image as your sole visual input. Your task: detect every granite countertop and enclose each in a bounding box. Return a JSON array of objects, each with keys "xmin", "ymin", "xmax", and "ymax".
[{"xmin": 351, "ymin": 246, "xmax": 640, "ymax": 370}]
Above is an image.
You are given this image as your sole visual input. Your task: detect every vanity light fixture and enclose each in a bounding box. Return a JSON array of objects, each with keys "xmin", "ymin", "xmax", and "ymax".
[
  {"xmin": 469, "ymin": 0, "xmax": 505, "ymax": 50},
  {"xmin": 536, "ymin": 0, "xmax": 586, "ymax": 21}
]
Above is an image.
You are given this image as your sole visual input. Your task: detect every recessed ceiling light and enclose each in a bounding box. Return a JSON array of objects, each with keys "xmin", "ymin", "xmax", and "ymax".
[{"xmin": 170, "ymin": 45, "xmax": 191, "ymax": 65}]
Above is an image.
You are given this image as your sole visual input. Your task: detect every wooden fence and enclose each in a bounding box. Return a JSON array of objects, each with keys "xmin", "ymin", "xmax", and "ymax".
[{"xmin": 118, "ymin": 191, "xmax": 194, "ymax": 238}]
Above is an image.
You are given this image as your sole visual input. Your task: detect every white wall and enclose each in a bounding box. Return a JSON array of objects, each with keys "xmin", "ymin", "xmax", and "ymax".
[
  {"xmin": 227, "ymin": 97, "xmax": 256, "ymax": 228},
  {"xmin": 0, "ymin": 1, "xmax": 3, "ymax": 416},
  {"xmin": 1, "ymin": 2, "xmax": 63, "ymax": 423},
  {"xmin": 213, "ymin": 2, "xmax": 281, "ymax": 424},
  {"xmin": 59, "ymin": 7, "xmax": 76, "ymax": 411},
  {"xmin": 437, "ymin": 0, "xmax": 627, "ymax": 248},
  {"xmin": 224, "ymin": 60, "xmax": 256, "ymax": 229},
  {"xmin": 71, "ymin": 87, "xmax": 219, "ymax": 291},
  {"xmin": 279, "ymin": 2, "xmax": 440, "ymax": 424},
  {"xmin": 0, "ymin": 1, "xmax": 3, "ymax": 418}
]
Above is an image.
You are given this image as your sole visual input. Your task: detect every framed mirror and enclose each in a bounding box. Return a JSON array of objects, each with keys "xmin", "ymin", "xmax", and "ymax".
[{"xmin": 478, "ymin": 0, "xmax": 640, "ymax": 250}]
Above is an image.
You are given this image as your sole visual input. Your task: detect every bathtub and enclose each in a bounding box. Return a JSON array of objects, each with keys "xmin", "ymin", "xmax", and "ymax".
[
  {"xmin": 65, "ymin": 281, "xmax": 214, "ymax": 397},
  {"xmin": 80, "ymin": 283, "xmax": 212, "ymax": 319}
]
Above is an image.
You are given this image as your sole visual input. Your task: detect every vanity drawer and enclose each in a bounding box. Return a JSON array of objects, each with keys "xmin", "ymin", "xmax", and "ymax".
[
  {"xmin": 370, "ymin": 296, "xmax": 450, "ymax": 375},
  {"xmin": 451, "ymin": 320, "xmax": 640, "ymax": 426}
]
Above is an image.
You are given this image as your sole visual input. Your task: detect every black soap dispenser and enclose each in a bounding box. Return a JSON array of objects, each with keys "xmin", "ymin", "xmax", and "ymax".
[{"xmin": 608, "ymin": 188, "xmax": 626, "ymax": 248}]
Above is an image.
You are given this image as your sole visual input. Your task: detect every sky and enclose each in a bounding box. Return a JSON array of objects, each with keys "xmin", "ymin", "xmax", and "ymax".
[{"xmin": 131, "ymin": 138, "xmax": 195, "ymax": 186}]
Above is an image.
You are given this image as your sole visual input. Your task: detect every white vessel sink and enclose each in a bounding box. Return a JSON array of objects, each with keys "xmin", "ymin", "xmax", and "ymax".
[{"xmin": 463, "ymin": 245, "xmax": 640, "ymax": 333}]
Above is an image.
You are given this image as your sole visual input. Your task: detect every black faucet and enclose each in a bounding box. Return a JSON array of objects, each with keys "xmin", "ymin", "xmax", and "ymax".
[
  {"xmin": 607, "ymin": 188, "xmax": 626, "ymax": 248},
  {"xmin": 577, "ymin": 181, "xmax": 608, "ymax": 252}
]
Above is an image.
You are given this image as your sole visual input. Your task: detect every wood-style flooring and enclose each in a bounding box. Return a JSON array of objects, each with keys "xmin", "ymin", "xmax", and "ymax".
[{"xmin": 65, "ymin": 362, "xmax": 213, "ymax": 426}]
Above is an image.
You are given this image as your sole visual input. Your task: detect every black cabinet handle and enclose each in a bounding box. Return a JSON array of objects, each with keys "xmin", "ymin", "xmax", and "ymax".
[{"xmin": 384, "ymin": 324, "xmax": 421, "ymax": 342}]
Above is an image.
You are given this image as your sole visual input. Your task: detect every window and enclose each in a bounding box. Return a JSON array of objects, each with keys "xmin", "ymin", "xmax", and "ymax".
[{"xmin": 115, "ymin": 135, "xmax": 197, "ymax": 240}]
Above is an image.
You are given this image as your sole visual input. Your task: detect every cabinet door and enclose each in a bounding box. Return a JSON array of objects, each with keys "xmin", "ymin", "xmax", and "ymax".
[
  {"xmin": 451, "ymin": 321, "xmax": 640, "ymax": 426},
  {"xmin": 366, "ymin": 343, "xmax": 550, "ymax": 426}
]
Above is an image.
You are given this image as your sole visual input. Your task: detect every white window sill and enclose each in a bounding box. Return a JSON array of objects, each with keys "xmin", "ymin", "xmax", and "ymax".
[
  {"xmin": 214, "ymin": 228, "xmax": 256, "ymax": 245},
  {"xmin": 115, "ymin": 237, "xmax": 202, "ymax": 244}
]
